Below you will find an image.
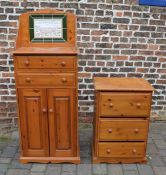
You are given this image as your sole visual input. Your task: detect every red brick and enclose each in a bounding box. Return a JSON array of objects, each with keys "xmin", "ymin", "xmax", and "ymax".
[
  {"xmin": 159, "ymin": 58, "xmax": 166, "ymax": 62},
  {"xmin": 155, "ymin": 51, "xmax": 166, "ymax": 56},
  {"xmin": 113, "ymin": 56, "xmax": 128, "ymax": 60},
  {"xmin": 0, "ymin": 22, "xmax": 17, "ymax": 27},
  {"xmin": 115, "ymin": 11, "xmax": 123, "ymax": 17},
  {"xmin": 157, "ymin": 69, "xmax": 166, "ymax": 73},
  {"xmin": 91, "ymin": 30, "xmax": 108, "ymax": 36},
  {"xmin": 148, "ymin": 44, "xmax": 159, "ymax": 50},
  {"xmin": 137, "ymin": 68, "xmax": 149, "ymax": 73},
  {"xmin": 78, "ymin": 73, "xmax": 91, "ymax": 78},
  {"xmin": 118, "ymin": 24, "xmax": 128, "ymax": 30},
  {"xmin": 156, "ymin": 80, "xmax": 166, "ymax": 84}
]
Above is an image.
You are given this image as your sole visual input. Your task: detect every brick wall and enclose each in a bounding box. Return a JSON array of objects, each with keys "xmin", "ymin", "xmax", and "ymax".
[{"xmin": 0, "ymin": 0, "xmax": 166, "ymax": 133}]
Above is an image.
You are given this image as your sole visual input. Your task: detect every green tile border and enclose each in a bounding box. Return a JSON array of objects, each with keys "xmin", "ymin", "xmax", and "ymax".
[{"xmin": 29, "ymin": 14, "xmax": 67, "ymax": 43}]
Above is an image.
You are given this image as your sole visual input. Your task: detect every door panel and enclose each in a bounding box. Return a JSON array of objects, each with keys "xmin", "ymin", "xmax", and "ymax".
[
  {"xmin": 55, "ymin": 97, "xmax": 71, "ymax": 150},
  {"xmin": 18, "ymin": 89, "xmax": 49, "ymax": 157},
  {"xmin": 48, "ymin": 89, "xmax": 76, "ymax": 157},
  {"xmin": 26, "ymin": 97, "xmax": 42, "ymax": 149}
]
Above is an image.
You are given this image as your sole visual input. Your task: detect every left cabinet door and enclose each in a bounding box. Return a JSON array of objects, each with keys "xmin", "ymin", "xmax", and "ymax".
[{"xmin": 18, "ymin": 89, "xmax": 49, "ymax": 157}]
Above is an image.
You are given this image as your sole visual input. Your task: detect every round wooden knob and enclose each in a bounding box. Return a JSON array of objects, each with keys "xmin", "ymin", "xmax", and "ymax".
[
  {"xmin": 61, "ymin": 78, "xmax": 67, "ymax": 83},
  {"xmin": 109, "ymin": 103, "xmax": 114, "ymax": 108},
  {"xmin": 108, "ymin": 129, "xmax": 112, "ymax": 133},
  {"xmin": 25, "ymin": 60, "xmax": 29, "ymax": 66},
  {"xmin": 49, "ymin": 109, "xmax": 53, "ymax": 113},
  {"xmin": 26, "ymin": 77, "xmax": 31, "ymax": 82},
  {"xmin": 133, "ymin": 149, "xmax": 137, "ymax": 154},
  {"xmin": 137, "ymin": 103, "xmax": 141, "ymax": 108},
  {"xmin": 108, "ymin": 98, "xmax": 111, "ymax": 101},
  {"xmin": 61, "ymin": 62, "xmax": 66, "ymax": 67},
  {"xmin": 106, "ymin": 149, "xmax": 111, "ymax": 154},
  {"xmin": 42, "ymin": 108, "xmax": 47, "ymax": 113},
  {"xmin": 135, "ymin": 128, "xmax": 139, "ymax": 133}
]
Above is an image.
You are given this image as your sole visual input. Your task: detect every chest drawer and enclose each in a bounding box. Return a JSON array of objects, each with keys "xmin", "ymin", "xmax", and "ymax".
[
  {"xmin": 14, "ymin": 56, "xmax": 75, "ymax": 70},
  {"xmin": 99, "ymin": 92, "xmax": 151, "ymax": 117},
  {"xmin": 98, "ymin": 142, "xmax": 145, "ymax": 158},
  {"xmin": 16, "ymin": 73, "xmax": 75, "ymax": 87},
  {"xmin": 98, "ymin": 119, "xmax": 148, "ymax": 141}
]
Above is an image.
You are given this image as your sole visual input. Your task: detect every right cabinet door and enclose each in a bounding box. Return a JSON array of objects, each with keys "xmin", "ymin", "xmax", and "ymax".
[{"xmin": 48, "ymin": 89, "xmax": 77, "ymax": 157}]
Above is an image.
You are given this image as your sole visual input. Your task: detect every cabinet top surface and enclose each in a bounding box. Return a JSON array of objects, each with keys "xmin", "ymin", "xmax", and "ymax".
[
  {"xmin": 94, "ymin": 77, "xmax": 154, "ymax": 91},
  {"xmin": 13, "ymin": 47, "xmax": 77, "ymax": 55}
]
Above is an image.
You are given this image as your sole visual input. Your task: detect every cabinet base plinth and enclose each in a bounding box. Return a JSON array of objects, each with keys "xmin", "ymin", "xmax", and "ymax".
[
  {"xmin": 20, "ymin": 156, "xmax": 80, "ymax": 164},
  {"xmin": 92, "ymin": 147, "xmax": 147, "ymax": 164},
  {"xmin": 92, "ymin": 156, "xmax": 147, "ymax": 164}
]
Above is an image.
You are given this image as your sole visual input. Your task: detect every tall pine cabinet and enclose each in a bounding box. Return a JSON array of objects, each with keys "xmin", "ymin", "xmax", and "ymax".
[{"xmin": 13, "ymin": 9, "xmax": 80, "ymax": 164}]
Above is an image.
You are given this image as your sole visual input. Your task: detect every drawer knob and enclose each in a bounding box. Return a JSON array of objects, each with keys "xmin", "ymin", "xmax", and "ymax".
[
  {"xmin": 49, "ymin": 109, "xmax": 53, "ymax": 113},
  {"xmin": 26, "ymin": 77, "xmax": 31, "ymax": 83},
  {"xmin": 108, "ymin": 129, "xmax": 112, "ymax": 133},
  {"xmin": 106, "ymin": 149, "xmax": 111, "ymax": 154},
  {"xmin": 136, "ymin": 103, "xmax": 141, "ymax": 108},
  {"xmin": 109, "ymin": 103, "xmax": 114, "ymax": 108},
  {"xmin": 133, "ymin": 149, "xmax": 137, "ymax": 154},
  {"xmin": 42, "ymin": 108, "xmax": 47, "ymax": 113},
  {"xmin": 135, "ymin": 128, "xmax": 139, "ymax": 133},
  {"xmin": 61, "ymin": 78, "xmax": 67, "ymax": 83},
  {"xmin": 25, "ymin": 60, "xmax": 30, "ymax": 66},
  {"xmin": 61, "ymin": 62, "xmax": 66, "ymax": 67}
]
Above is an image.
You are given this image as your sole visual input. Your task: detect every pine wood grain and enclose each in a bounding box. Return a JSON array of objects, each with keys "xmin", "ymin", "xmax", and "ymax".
[
  {"xmin": 94, "ymin": 77, "xmax": 154, "ymax": 91},
  {"xmin": 14, "ymin": 9, "xmax": 80, "ymax": 164},
  {"xmin": 93, "ymin": 77, "xmax": 154, "ymax": 164}
]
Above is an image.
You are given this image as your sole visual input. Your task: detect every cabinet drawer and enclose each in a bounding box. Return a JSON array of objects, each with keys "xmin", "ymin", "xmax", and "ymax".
[
  {"xmin": 16, "ymin": 73, "xmax": 75, "ymax": 87},
  {"xmin": 99, "ymin": 92, "xmax": 151, "ymax": 117},
  {"xmin": 15, "ymin": 56, "xmax": 75, "ymax": 70},
  {"xmin": 98, "ymin": 142, "xmax": 145, "ymax": 158},
  {"xmin": 99, "ymin": 119, "xmax": 148, "ymax": 141}
]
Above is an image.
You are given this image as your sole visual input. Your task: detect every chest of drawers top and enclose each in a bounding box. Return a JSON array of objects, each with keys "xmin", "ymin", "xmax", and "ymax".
[{"xmin": 94, "ymin": 77, "xmax": 154, "ymax": 92}]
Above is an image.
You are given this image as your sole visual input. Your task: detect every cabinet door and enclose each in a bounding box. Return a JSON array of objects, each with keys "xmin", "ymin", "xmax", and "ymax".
[
  {"xmin": 48, "ymin": 89, "xmax": 76, "ymax": 157},
  {"xmin": 18, "ymin": 89, "xmax": 49, "ymax": 157}
]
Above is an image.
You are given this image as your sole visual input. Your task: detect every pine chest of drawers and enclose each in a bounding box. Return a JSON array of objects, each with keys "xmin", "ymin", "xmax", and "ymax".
[{"xmin": 93, "ymin": 77, "xmax": 154, "ymax": 163}]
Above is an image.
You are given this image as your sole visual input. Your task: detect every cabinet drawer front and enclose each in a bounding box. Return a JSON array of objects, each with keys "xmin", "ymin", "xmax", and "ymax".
[
  {"xmin": 98, "ymin": 142, "xmax": 145, "ymax": 158},
  {"xmin": 16, "ymin": 73, "xmax": 75, "ymax": 86},
  {"xmin": 15, "ymin": 56, "xmax": 75, "ymax": 70},
  {"xmin": 99, "ymin": 119, "xmax": 148, "ymax": 141},
  {"xmin": 99, "ymin": 92, "xmax": 151, "ymax": 117}
]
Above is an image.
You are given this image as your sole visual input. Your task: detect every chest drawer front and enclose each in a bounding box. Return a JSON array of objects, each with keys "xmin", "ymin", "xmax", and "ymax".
[
  {"xmin": 99, "ymin": 92, "xmax": 151, "ymax": 117},
  {"xmin": 98, "ymin": 142, "xmax": 145, "ymax": 158},
  {"xmin": 99, "ymin": 119, "xmax": 148, "ymax": 141},
  {"xmin": 15, "ymin": 56, "xmax": 75, "ymax": 70},
  {"xmin": 16, "ymin": 73, "xmax": 75, "ymax": 87}
]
